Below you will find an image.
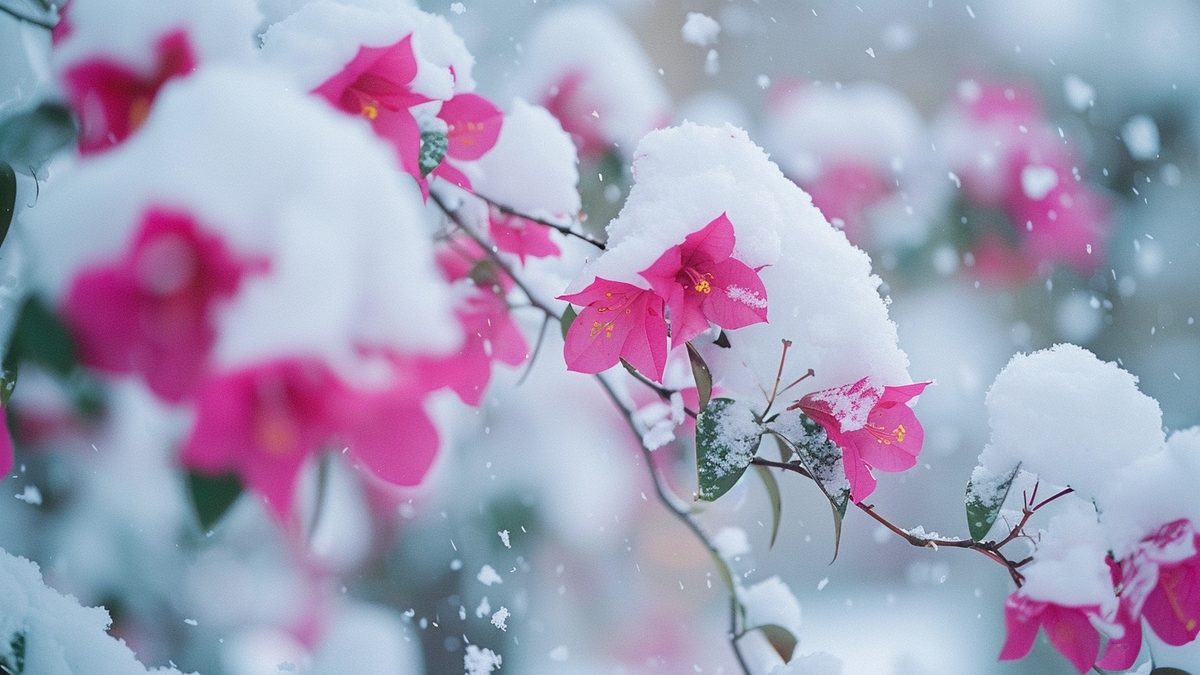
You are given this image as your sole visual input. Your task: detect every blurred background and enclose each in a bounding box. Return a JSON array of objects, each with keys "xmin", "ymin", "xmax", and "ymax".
[{"xmin": 2, "ymin": 0, "xmax": 1199, "ymax": 673}]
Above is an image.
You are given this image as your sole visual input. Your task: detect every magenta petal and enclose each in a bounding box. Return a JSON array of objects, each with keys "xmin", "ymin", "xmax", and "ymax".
[
  {"xmin": 840, "ymin": 439, "xmax": 877, "ymax": 503},
  {"xmin": 341, "ymin": 388, "xmax": 439, "ymax": 487},
  {"xmin": 439, "ymin": 93, "xmax": 503, "ymax": 161},
  {"xmin": 1096, "ymin": 611, "xmax": 1142, "ymax": 671},
  {"xmin": 371, "ymin": 107, "xmax": 424, "ymax": 182},
  {"xmin": 489, "ymin": 213, "xmax": 561, "ymax": 264},
  {"xmin": 999, "ymin": 594, "xmax": 1045, "ymax": 662},
  {"xmin": 1043, "ymin": 605, "xmax": 1103, "ymax": 674},
  {"xmin": 0, "ymin": 409, "xmax": 12, "ymax": 479},
  {"xmin": 431, "ymin": 159, "xmax": 473, "ymax": 190},
  {"xmin": 703, "ymin": 257, "xmax": 769, "ymax": 330},
  {"xmin": 1143, "ymin": 557, "xmax": 1200, "ymax": 646},
  {"xmin": 854, "ymin": 403, "xmax": 924, "ymax": 472},
  {"xmin": 561, "ymin": 278, "xmax": 667, "ymax": 381},
  {"xmin": 681, "ymin": 212, "xmax": 736, "ymax": 263}
]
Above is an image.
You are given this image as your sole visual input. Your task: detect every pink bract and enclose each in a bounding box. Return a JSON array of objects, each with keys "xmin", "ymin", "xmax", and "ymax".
[
  {"xmin": 640, "ymin": 212, "xmax": 768, "ymax": 345},
  {"xmin": 64, "ymin": 208, "xmax": 262, "ymax": 403},
  {"xmin": 181, "ymin": 357, "xmax": 442, "ymax": 521},
  {"xmin": 430, "ymin": 93, "xmax": 504, "ymax": 189},
  {"xmin": 313, "ymin": 35, "xmax": 430, "ymax": 186},
  {"xmin": 489, "ymin": 210, "xmax": 561, "ymax": 264},
  {"xmin": 801, "ymin": 161, "xmax": 892, "ymax": 247},
  {"xmin": 543, "ymin": 70, "xmax": 608, "ymax": 160},
  {"xmin": 560, "ymin": 278, "xmax": 668, "ymax": 382},
  {"xmin": 999, "ymin": 593, "xmax": 1101, "ymax": 674},
  {"xmin": 791, "ymin": 377, "xmax": 930, "ymax": 502},
  {"xmin": 1130, "ymin": 519, "xmax": 1200, "ymax": 647},
  {"xmin": 63, "ymin": 29, "xmax": 196, "ymax": 154},
  {"xmin": 0, "ymin": 407, "xmax": 11, "ymax": 480}
]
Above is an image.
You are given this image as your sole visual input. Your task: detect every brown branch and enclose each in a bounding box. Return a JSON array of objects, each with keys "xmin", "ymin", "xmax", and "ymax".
[{"xmin": 470, "ymin": 190, "xmax": 607, "ymax": 250}]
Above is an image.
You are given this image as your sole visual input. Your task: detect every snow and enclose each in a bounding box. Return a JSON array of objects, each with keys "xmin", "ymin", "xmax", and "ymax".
[
  {"xmin": 768, "ymin": 652, "xmax": 843, "ymax": 675},
  {"xmin": 463, "ymin": 645, "xmax": 501, "ymax": 675},
  {"xmin": 490, "ymin": 606, "xmax": 509, "ymax": 631},
  {"xmin": 1099, "ymin": 427, "xmax": 1200, "ymax": 558},
  {"xmin": 0, "ymin": 547, "xmax": 190, "ymax": 675},
  {"xmin": 567, "ymin": 122, "xmax": 911, "ymax": 408},
  {"xmin": 24, "ymin": 66, "xmax": 461, "ymax": 376},
  {"xmin": 1017, "ymin": 500, "xmax": 1116, "ymax": 611},
  {"xmin": 477, "ymin": 565, "xmax": 503, "ymax": 586},
  {"xmin": 979, "ymin": 344, "xmax": 1165, "ymax": 500},
  {"xmin": 13, "ymin": 486, "xmax": 40, "ymax": 506},
  {"xmin": 1121, "ymin": 114, "xmax": 1161, "ymax": 160},
  {"xmin": 1062, "ymin": 74, "xmax": 1095, "ymax": 111},
  {"xmin": 713, "ymin": 527, "xmax": 751, "ymax": 562},
  {"xmin": 470, "ymin": 99, "xmax": 581, "ymax": 221},
  {"xmin": 682, "ymin": 13, "xmax": 721, "ymax": 47},
  {"xmin": 632, "ymin": 400, "xmax": 678, "ymax": 450},
  {"xmin": 548, "ymin": 645, "xmax": 568, "ymax": 661},
  {"xmin": 740, "ymin": 576, "xmax": 802, "ymax": 638},
  {"xmin": 1019, "ymin": 165, "xmax": 1058, "ymax": 200},
  {"xmin": 511, "ymin": 4, "xmax": 671, "ymax": 154}
]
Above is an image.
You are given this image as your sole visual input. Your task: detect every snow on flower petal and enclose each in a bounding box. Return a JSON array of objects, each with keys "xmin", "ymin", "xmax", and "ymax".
[
  {"xmin": 63, "ymin": 208, "xmax": 262, "ymax": 402},
  {"xmin": 488, "ymin": 209, "xmax": 561, "ymax": 264},
  {"xmin": 560, "ymin": 278, "xmax": 667, "ymax": 382}
]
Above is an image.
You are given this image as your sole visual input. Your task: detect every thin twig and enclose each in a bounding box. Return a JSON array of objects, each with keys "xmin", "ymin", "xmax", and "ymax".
[
  {"xmin": 516, "ymin": 315, "xmax": 551, "ymax": 386},
  {"xmin": 472, "ymin": 190, "xmax": 607, "ymax": 250},
  {"xmin": 0, "ymin": 0, "xmax": 56, "ymax": 29}
]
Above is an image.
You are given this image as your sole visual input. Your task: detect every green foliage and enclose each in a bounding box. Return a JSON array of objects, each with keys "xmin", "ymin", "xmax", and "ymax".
[
  {"xmin": 0, "ymin": 102, "xmax": 77, "ymax": 172},
  {"xmin": 5, "ymin": 295, "xmax": 78, "ymax": 378},
  {"xmin": 965, "ymin": 465, "xmax": 1019, "ymax": 542},
  {"xmin": 771, "ymin": 414, "xmax": 851, "ymax": 561},
  {"xmin": 685, "ymin": 342, "xmax": 712, "ymax": 414},
  {"xmin": 753, "ymin": 624, "xmax": 797, "ymax": 663},
  {"xmin": 559, "ymin": 304, "xmax": 577, "ymax": 339},
  {"xmin": 0, "ymin": 632, "xmax": 24, "ymax": 675},
  {"xmin": 695, "ymin": 398, "xmax": 761, "ymax": 501},
  {"xmin": 0, "ymin": 161, "xmax": 14, "ymax": 251},
  {"xmin": 188, "ymin": 472, "xmax": 243, "ymax": 532},
  {"xmin": 418, "ymin": 131, "xmax": 448, "ymax": 177},
  {"xmin": 753, "ymin": 464, "xmax": 783, "ymax": 549},
  {"xmin": 1150, "ymin": 669, "xmax": 1194, "ymax": 675}
]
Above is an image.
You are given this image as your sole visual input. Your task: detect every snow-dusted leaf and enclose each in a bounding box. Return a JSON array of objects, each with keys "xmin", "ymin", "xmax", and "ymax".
[
  {"xmin": 0, "ymin": 364, "xmax": 15, "ymax": 408},
  {"xmin": 753, "ymin": 464, "xmax": 783, "ymax": 549},
  {"xmin": 752, "ymin": 623, "xmax": 797, "ymax": 663},
  {"xmin": 686, "ymin": 341, "xmax": 712, "ymax": 414},
  {"xmin": 965, "ymin": 464, "xmax": 1019, "ymax": 542},
  {"xmin": 769, "ymin": 413, "xmax": 851, "ymax": 560},
  {"xmin": 1150, "ymin": 669, "xmax": 1193, "ymax": 675},
  {"xmin": 559, "ymin": 304, "xmax": 577, "ymax": 340},
  {"xmin": 695, "ymin": 398, "xmax": 762, "ymax": 501},
  {"xmin": 0, "ymin": 161, "xmax": 14, "ymax": 250},
  {"xmin": 188, "ymin": 472, "xmax": 243, "ymax": 532},
  {"xmin": 1, "ymin": 631, "xmax": 24, "ymax": 675},
  {"xmin": 419, "ymin": 131, "xmax": 448, "ymax": 177}
]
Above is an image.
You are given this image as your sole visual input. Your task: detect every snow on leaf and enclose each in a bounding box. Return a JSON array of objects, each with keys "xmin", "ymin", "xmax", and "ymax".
[
  {"xmin": 965, "ymin": 464, "xmax": 1019, "ymax": 542},
  {"xmin": 695, "ymin": 398, "xmax": 762, "ymax": 501}
]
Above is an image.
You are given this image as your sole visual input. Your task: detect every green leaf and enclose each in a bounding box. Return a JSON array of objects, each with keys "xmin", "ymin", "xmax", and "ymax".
[
  {"xmin": 0, "ymin": 102, "xmax": 76, "ymax": 171},
  {"xmin": 685, "ymin": 341, "xmax": 712, "ymax": 414},
  {"xmin": 695, "ymin": 398, "xmax": 762, "ymax": 501},
  {"xmin": 188, "ymin": 472, "xmax": 243, "ymax": 532},
  {"xmin": 1150, "ymin": 669, "xmax": 1194, "ymax": 675},
  {"xmin": 769, "ymin": 415, "xmax": 851, "ymax": 561},
  {"xmin": 5, "ymin": 295, "xmax": 77, "ymax": 378},
  {"xmin": 713, "ymin": 330, "xmax": 731, "ymax": 348},
  {"xmin": 753, "ymin": 624, "xmax": 797, "ymax": 663},
  {"xmin": 770, "ymin": 432, "xmax": 794, "ymax": 463},
  {"xmin": 0, "ymin": 161, "xmax": 14, "ymax": 250},
  {"xmin": 559, "ymin": 304, "xmax": 577, "ymax": 339},
  {"xmin": 753, "ymin": 464, "xmax": 783, "ymax": 549},
  {"xmin": 829, "ymin": 489, "xmax": 850, "ymax": 563},
  {"xmin": 418, "ymin": 131, "xmax": 448, "ymax": 177},
  {"xmin": 0, "ymin": 365, "xmax": 14, "ymax": 407},
  {"xmin": 708, "ymin": 549, "xmax": 735, "ymax": 594},
  {"xmin": 0, "ymin": 631, "xmax": 24, "ymax": 675},
  {"xmin": 965, "ymin": 465, "xmax": 1019, "ymax": 542}
]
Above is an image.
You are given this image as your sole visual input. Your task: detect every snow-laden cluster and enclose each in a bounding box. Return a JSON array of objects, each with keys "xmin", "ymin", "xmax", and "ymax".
[{"xmin": 978, "ymin": 344, "xmax": 1200, "ymax": 672}]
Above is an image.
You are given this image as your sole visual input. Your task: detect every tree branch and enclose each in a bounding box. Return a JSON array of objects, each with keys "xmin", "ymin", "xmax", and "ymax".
[{"xmin": 470, "ymin": 190, "xmax": 607, "ymax": 250}]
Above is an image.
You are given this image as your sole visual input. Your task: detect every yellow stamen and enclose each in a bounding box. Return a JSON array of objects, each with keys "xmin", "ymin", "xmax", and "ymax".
[{"xmin": 362, "ymin": 104, "xmax": 379, "ymax": 120}]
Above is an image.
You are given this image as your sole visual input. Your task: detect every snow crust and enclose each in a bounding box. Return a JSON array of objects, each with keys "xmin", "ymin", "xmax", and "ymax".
[
  {"xmin": 0, "ymin": 547, "xmax": 189, "ymax": 675},
  {"xmin": 24, "ymin": 66, "xmax": 460, "ymax": 375},
  {"xmin": 979, "ymin": 344, "xmax": 1164, "ymax": 499},
  {"xmin": 566, "ymin": 122, "xmax": 911, "ymax": 401},
  {"xmin": 511, "ymin": 4, "xmax": 670, "ymax": 153}
]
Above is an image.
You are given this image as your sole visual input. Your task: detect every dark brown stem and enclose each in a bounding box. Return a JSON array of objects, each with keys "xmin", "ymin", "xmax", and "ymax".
[
  {"xmin": 0, "ymin": 0, "xmax": 56, "ymax": 29},
  {"xmin": 471, "ymin": 190, "xmax": 607, "ymax": 251}
]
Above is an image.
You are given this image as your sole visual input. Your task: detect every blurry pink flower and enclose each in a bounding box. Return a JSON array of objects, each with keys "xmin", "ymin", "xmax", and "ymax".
[
  {"xmin": 1097, "ymin": 557, "xmax": 1144, "ymax": 671},
  {"xmin": 0, "ymin": 407, "xmax": 11, "ymax": 479},
  {"xmin": 1114, "ymin": 519, "xmax": 1200, "ymax": 649},
  {"xmin": 430, "ymin": 93, "xmax": 504, "ymax": 190},
  {"xmin": 64, "ymin": 208, "xmax": 262, "ymax": 402},
  {"xmin": 789, "ymin": 378, "xmax": 930, "ymax": 502},
  {"xmin": 542, "ymin": 70, "xmax": 608, "ymax": 160},
  {"xmin": 51, "ymin": 0, "xmax": 72, "ymax": 47},
  {"xmin": 560, "ymin": 278, "xmax": 667, "ymax": 382},
  {"xmin": 639, "ymin": 213, "xmax": 768, "ymax": 345},
  {"xmin": 63, "ymin": 29, "xmax": 196, "ymax": 154},
  {"xmin": 429, "ymin": 238, "xmax": 529, "ymax": 406},
  {"xmin": 999, "ymin": 592, "xmax": 1101, "ymax": 674},
  {"xmin": 313, "ymin": 35, "xmax": 430, "ymax": 186},
  {"xmin": 181, "ymin": 358, "xmax": 440, "ymax": 521},
  {"xmin": 801, "ymin": 161, "xmax": 892, "ymax": 246},
  {"xmin": 488, "ymin": 209, "xmax": 560, "ymax": 264}
]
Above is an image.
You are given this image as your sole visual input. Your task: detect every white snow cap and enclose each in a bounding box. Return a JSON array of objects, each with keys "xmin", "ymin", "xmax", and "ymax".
[
  {"xmin": 511, "ymin": 3, "xmax": 670, "ymax": 153},
  {"xmin": 567, "ymin": 122, "xmax": 911, "ymax": 400},
  {"xmin": 1019, "ymin": 499, "xmax": 1116, "ymax": 611},
  {"xmin": 470, "ymin": 98, "xmax": 581, "ymax": 221},
  {"xmin": 765, "ymin": 81, "xmax": 925, "ymax": 183},
  {"xmin": 740, "ymin": 576, "xmax": 802, "ymax": 640},
  {"xmin": 979, "ymin": 344, "xmax": 1165, "ymax": 499},
  {"xmin": 24, "ymin": 66, "xmax": 460, "ymax": 375},
  {"xmin": 52, "ymin": 0, "xmax": 260, "ymax": 72},
  {"xmin": 1100, "ymin": 427, "xmax": 1200, "ymax": 558},
  {"xmin": 0, "ymin": 548, "xmax": 189, "ymax": 675},
  {"xmin": 260, "ymin": 0, "xmax": 475, "ymax": 98}
]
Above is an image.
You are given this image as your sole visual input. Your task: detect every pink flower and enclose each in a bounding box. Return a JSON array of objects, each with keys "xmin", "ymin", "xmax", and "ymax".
[
  {"xmin": 430, "ymin": 93, "xmax": 504, "ymax": 190},
  {"xmin": 181, "ymin": 358, "xmax": 440, "ymax": 521},
  {"xmin": 639, "ymin": 213, "xmax": 768, "ymax": 345},
  {"xmin": 0, "ymin": 407, "xmax": 12, "ymax": 480},
  {"xmin": 1096, "ymin": 557, "xmax": 1144, "ymax": 671},
  {"xmin": 51, "ymin": 0, "xmax": 73, "ymax": 47},
  {"xmin": 313, "ymin": 35, "xmax": 431, "ymax": 186},
  {"xmin": 63, "ymin": 29, "xmax": 196, "ymax": 155},
  {"xmin": 559, "ymin": 278, "xmax": 667, "ymax": 382},
  {"xmin": 801, "ymin": 161, "xmax": 892, "ymax": 247},
  {"xmin": 542, "ymin": 70, "xmax": 609, "ymax": 160},
  {"xmin": 488, "ymin": 209, "xmax": 561, "ymax": 264},
  {"xmin": 1112, "ymin": 519, "xmax": 1200, "ymax": 650},
  {"xmin": 427, "ymin": 238, "xmax": 529, "ymax": 406},
  {"xmin": 64, "ymin": 208, "xmax": 262, "ymax": 402},
  {"xmin": 789, "ymin": 378, "xmax": 930, "ymax": 502},
  {"xmin": 999, "ymin": 592, "xmax": 1102, "ymax": 674}
]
